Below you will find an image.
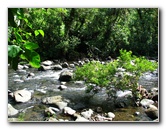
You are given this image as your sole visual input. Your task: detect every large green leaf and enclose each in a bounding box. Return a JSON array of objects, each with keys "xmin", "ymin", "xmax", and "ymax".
[
  {"xmin": 8, "ymin": 45, "xmax": 22, "ymax": 58},
  {"xmin": 24, "ymin": 42, "xmax": 39, "ymax": 50},
  {"xmin": 14, "ymin": 31, "xmax": 22, "ymax": 43},
  {"xmin": 29, "ymin": 51, "xmax": 41, "ymax": 68},
  {"xmin": 20, "ymin": 49, "xmax": 40, "ymax": 68}
]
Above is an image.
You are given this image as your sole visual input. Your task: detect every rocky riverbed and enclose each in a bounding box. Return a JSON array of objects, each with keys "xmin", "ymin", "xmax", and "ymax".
[{"xmin": 8, "ymin": 59, "xmax": 159, "ymax": 122}]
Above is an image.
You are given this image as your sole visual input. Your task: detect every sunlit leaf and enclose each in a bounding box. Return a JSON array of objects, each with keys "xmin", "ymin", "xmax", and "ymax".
[
  {"xmin": 34, "ymin": 30, "xmax": 39, "ymax": 37},
  {"xmin": 38, "ymin": 30, "xmax": 44, "ymax": 37},
  {"xmin": 20, "ymin": 49, "xmax": 40, "ymax": 68},
  {"xmin": 24, "ymin": 42, "xmax": 39, "ymax": 50}
]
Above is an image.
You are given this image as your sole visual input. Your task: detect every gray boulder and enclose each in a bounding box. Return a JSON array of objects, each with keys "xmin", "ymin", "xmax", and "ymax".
[{"xmin": 59, "ymin": 70, "xmax": 73, "ymax": 82}]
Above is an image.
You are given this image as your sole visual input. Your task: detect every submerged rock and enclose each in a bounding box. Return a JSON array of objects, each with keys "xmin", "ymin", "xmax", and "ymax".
[
  {"xmin": 42, "ymin": 96, "xmax": 68, "ymax": 110},
  {"xmin": 42, "ymin": 96, "xmax": 62, "ymax": 104}
]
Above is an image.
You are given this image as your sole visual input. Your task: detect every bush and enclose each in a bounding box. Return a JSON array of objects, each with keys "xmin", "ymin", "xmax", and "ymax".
[{"xmin": 73, "ymin": 49, "xmax": 158, "ymax": 98}]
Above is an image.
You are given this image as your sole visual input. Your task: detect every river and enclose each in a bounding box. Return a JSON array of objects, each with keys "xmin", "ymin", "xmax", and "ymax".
[{"xmin": 8, "ymin": 62, "xmax": 158, "ymax": 122}]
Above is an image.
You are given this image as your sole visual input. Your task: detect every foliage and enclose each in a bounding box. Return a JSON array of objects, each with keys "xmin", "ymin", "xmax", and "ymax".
[
  {"xmin": 73, "ymin": 50, "xmax": 158, "ymax": 98},
  {"xmin": 22, "ymin": 8, "xmax": 158, "ymax": 60},
  {"xmin": 8, "ymin": 8, "xmax": 44, "ymax": 70}
]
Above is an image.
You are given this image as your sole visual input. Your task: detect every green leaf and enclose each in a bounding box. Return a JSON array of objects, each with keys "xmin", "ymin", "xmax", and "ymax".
[
  {"xmin": 28, "ymin": 23, "xmax": 32, "ymax": 29},
  {"xmin": 38, "ymin": 30, "xmax": 44, "ymax": 37},
  {"xmin": 14, "ymin": 31, "xmax": 22, "ymax": 43},
  {"xmin": 8, "ymin": 45, "xmax": 22, "ymax": 58},
  {"xmin": 20, "ymin": 49, "xmax": 40, "ymax": 68},
  {"xmin": 34, "ymin": 30, "xmax": 39, "ymax": 37},
  {"xmin": 29, "ymin": 51, "xmax": 40, "ymax": 68},
  {"xmin": 34, "ymin": 30, "xmax": 44, "ymax": 37},
  {"xmin": 60, "ymin": 23, "xmax": 65, "ymax": 37},
  {"xmin": 24, "ymin": 42, "xmax": 39, "ymax": 50}
]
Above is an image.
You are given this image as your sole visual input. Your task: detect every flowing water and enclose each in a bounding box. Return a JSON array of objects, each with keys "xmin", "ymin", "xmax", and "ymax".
[{"xmin": 8, "ymin": 64, "xmax": 158, "ymax": 122}]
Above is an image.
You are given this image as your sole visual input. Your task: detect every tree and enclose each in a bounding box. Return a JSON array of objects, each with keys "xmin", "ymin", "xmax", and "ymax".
[{"xmin": 8, "ymin": 8, "xmax": 44, "ymax": 70}]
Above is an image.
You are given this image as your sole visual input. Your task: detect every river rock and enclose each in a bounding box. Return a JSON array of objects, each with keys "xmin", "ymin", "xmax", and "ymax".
[
  {"xmin": 149, "ymin": 87, "xmax": 158, "ymax": 101},
  {"xmin": 62, "ymin": 62, "xmax": 69, "ymax": 68},
  {"xmin": 140, "ymin": 99, "xmax": 154, "ymax": 107},
  {"xmin": 42, "ymin": 96, "xmax": 67, "ymax": 110},
  {"xmin": 38, "ymin": 65, "xmax": 52, "ymax": 71},
  {"xmin": 58, "ymin": 119, "xmax": 69, "ymax": 121},
  {"xmin": 45, "ymin": 117, "xmax": 58, "ymax": 122},
  {"xmin": 8, "ymin": 118, "xmax": 19, "ymax": 122},
  {"xmin": 23, "ymin": 65, "xmax": 29, "ymax": 69},
  {"xmin": 116, "ymin": 90, "xmax": 132, "ymax": 98},
  {"xmin": 56, "ymin": 101, "xmax": 68, "ymax": 110},
  {"xmin": 9, "ymin": 89, "xmax": 32, "ymax": 103},
  {"xmin": 52, "ymin": 64, "xmax": 63, "ymax": 70},
  {"xmin": 45, "ymin": 107, "xmax": 60, "ymax": 116},
  {"xmin": 59, "ymin": 70, "xmax": 73, "ymax": 82},
  {"xmin": 64, "ymin": 107, "xmax": 76, "ymax": 115},
  {"xmin": 74, "ymin": 113, "xmax": 89, "ymax": 121},
  {"xmin": 115, "ymin": 96, "xmax": 133, "ymax": 108},
  {"xmin": 8, "ymin": 104, "xmax": 19, "ymax": 116},
  {"xmin": 107, "ymin": 112, "xmax": 115, "ymax": 119},
  {"xmin": 58, "ymin": 85, "xmax": 67, "ymax": 90},
  {"xmin": 42, "ymin": 96, "xmax": 62, "ymax": 104},
  {"xmin": 96, "ymin": 107, "xmax": 102, "ymax": 113},
  {"xmin": 27, "ymin": 72, "xmax": 35, "ymax": 78},
  {"xmin": 69, "ymin": 64, "xmax": 75, "ymax": 68},
  {"xmin": 41, "ymin": 60, "xmax": 54, "ymax": 66},
  {"xmin": 13, "ymin": 79, "xmax": 24, "ymax": 83},
  {"xmin": 18, "ymin": 64, "xmax": 24, "ymax": 70},
  {"xmin": 81, "ymin": 109, "xmax": 93, "ymax": 119},
  {"xmin": 144, "ymin": 104, "xmax": 158, "ymax": 120}
]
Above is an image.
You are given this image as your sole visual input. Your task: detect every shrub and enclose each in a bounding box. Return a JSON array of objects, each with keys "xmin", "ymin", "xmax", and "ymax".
[{"xmin": 73, "ymin": 49, "xmax": 158, "ymax": 98}]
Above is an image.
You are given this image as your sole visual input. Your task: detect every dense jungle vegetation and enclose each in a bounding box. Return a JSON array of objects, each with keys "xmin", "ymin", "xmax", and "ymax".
[
  {"xmin": 8, "ymin": 8, "xmax": 158, "ymax": 99},
  {"xmin": 8, "ymin": 8, "xmax": 158, "ymax": 70}
]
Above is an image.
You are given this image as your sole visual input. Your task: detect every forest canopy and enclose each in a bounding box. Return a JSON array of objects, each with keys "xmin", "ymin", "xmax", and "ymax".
[{"xmin": 8, "ymin": 8, "xmax": 158, "ymax": 68}]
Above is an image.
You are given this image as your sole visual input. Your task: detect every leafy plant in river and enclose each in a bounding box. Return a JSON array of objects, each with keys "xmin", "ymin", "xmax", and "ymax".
[{"xmin": 74, "ymin": 49, "xmax": 158, "ymax": 98}]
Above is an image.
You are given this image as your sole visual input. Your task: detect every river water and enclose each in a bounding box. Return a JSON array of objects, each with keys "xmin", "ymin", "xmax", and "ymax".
[{"xmin": 8, "ymin": 64, "xmax": 158, "ymax": 122}]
